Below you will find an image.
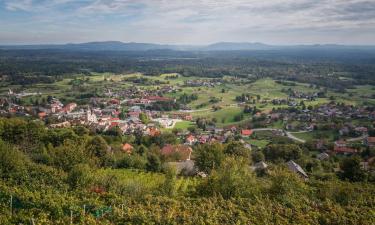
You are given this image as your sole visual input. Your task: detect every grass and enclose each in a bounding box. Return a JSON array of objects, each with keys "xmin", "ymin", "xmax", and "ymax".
[
  {"xmin": 247, "ymin": 139, "xmax": 270, "ymax": 148},
  {"xmin": 95, "ymin": 168, "xmax": 199, "ymax": 196},
  {"xmin": 191, "ymin": 107, "xmax": 250, "ymax": 127},
  {"xmin": 292, "ymin": 130, "xmax": 337, "ymax": 142},
  {"xmin": 173, "ymin": 121, "xmax": 196, "ymax": 130}
]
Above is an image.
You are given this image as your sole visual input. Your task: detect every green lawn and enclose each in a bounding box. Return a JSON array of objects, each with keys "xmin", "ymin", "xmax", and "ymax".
[
  {"xmin": 292, "ymin": 130, "xmax": 337, "ymax": 142},
  {"xmin": 174, "ymin": 121, "xmax": 196, "ymax": 130},
  {"xmin": 247, "ymin": 139, "xmax": 270, "ymax": 148}
]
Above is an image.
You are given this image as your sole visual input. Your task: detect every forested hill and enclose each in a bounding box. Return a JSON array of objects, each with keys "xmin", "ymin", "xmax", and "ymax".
[
  {"xmin": 1, "ymin": 41, "xmax": 375, "ymax": 52},
  {"xmin": 1, "ymin": 47, "xmax": 375, "ymax": 89}
]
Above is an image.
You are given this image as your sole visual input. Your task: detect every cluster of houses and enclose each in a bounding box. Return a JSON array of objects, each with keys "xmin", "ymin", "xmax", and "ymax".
[
  {"xmin": 269, "ymin": 102, "xmax": 375, "ymax": 132},
  {"xmin": 183, "ymin": 79, "xmax": 222, "ymax": 87},
  {"xmin": 1, "ymin": 86, "xmax": 193, "ymax": 136}
]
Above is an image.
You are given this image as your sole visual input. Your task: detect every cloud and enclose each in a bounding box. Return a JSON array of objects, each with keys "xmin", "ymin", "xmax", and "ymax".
[
  {"xmin": 0, "ymin": 0, "xmax": 374, "ymax": 44},
  {"xmin": 4, "ymin": 0, "xmax": 33, "ymax": 11}
]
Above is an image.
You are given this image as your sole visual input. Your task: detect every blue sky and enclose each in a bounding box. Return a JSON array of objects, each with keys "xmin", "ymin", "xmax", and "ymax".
[{"xmin": 0, "ymin": 0, "xmax": 374, "ymax": 45}]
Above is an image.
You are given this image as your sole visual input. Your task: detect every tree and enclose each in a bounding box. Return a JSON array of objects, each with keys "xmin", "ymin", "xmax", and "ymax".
[
  {"xmin": 263, "ymin": 144, "xmax": 302, "ymax": 162},
  {"xmin": 86, "ymin": 136, "xmax": 109, "ymax": 163},
  {"xmin": 139, "ymin": 112, "xmax": 150, "ymax": 124},
  {"xmin": 196, "ymin": 157, "xmax": 259, "ymax": 199},
  {"xmin": 251, "ymin": 151, "xmax": 265, "ymax": 163},
  {"xmin": 224, "ymin": 141, "xmax": 250, "ymax": 159},
  {"xmin": 153, "ymin": 133, "xmax": 178, "ymax": 147},
  {"xmin": 0, "ymin": 140, "xmax": 28, "ymax": 180},
  {"xmin": 195, "ymin": 143, "xmax": 225, "ymax": 174},
  {"xmin": 340, "ymin": 156, "xmax": 366, "ymax": 182},
  {"xmin": 146, "ymin": 153, "xmax": 162, "ymax": 172},
  {"xmin": 67, "ymin": 163, "xmax": 93, "ymax": 189},
  {"xmin": 51, "ymin": 140, "xmax": 90, "ymax": 171},
  {"xmin": 162, "ymin": 165, "xmax": 177, "ymax": 197}
]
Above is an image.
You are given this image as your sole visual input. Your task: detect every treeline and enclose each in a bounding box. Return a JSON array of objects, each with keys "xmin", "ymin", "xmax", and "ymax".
[{"xmin": 1, "ymin": 49, "xmax": 375, "ymax": 88}]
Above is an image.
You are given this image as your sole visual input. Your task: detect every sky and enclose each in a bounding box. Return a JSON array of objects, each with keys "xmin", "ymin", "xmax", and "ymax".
[{"xmin": 0, "ymin": 0, "xmax": 374, "ymax": 45}]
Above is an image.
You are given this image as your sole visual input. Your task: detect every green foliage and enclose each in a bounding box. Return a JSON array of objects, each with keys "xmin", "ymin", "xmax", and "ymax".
[
  {"xmin": 86, "ymin": 136, "xmax": 109, "ymax": 165},
  {"xmin": 197, "ymin": 157, "xmax": 260, "ymax": 199},
  {"xmin": 251, "ymin": 150, "xmax": 265, "ymax": 163},
  {"xmin": 263, "ymin": 144, "xmax": 302, "ymax": 162},
  {"xmin": 117, "ymin": 154, "xmax": 147, "ymax": 170},
  {"xmin": 268, "ymin": 167, "xmax": 310, "ymax": 204},
  {"xmin": 224, "ymin": 141, "xmax": 250, "ymax": 159},
  {"xmin": 146, "ymin": 153, "xmax": 162, "ymax": 172},
  {"xmin": 339, "ymin": 156, "xmax": 366, "ymax": 182},
  {"xmin": 139, "ymin": 112, "xmax": 150, "ymax": 124},
  {"xmin": 194, "ymin": 143, "xmax": 225, "ymax": 174},
  {"xmin": 0, "ymin": 118, "xmax": 373, "ymax": 224},
  {"xmin": 50, "ymin": 140, "xmax": 91, "ymax": 171},
  {"xmin": 0, "ymin": 140, "xmax": 28, "ymax": 180},
  {"xmin": 161, "ymin": 165, "xmax": 177, "ymax": 197},
  {"xmin": 67, "ymin": 164, "xmax": 93, "ymax": 189}
]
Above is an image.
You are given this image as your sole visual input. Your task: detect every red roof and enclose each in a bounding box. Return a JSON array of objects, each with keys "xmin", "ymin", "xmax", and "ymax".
[
  {"xmin": 109, "ymin": 99, "xmax": 120, "ymax": 104},
  {"xmin": 122, "ymin": 143, "xmax": 133, "ymax": 154},
  {"xmin": 111, "ymin": 122, "xmax": 119, "ymax": 126},
  {"xmin": 367, "ymin": 137, "xmax": 375, "ymax": 143},
  {"xmin": 128, "ymin": 112, "xmax": 140, "ymax": 116},
  {"xmin": 334, "ymin": 146, "xmax": 357, "ymax": 153},
  {"xmin": 148, "ymin": 127, "xmax": 160, "ymax": 137},
  {"xmin": 186, "ymin": 135, "xmax": 196, "ymax": 142},
  {"xmin": 38, "ymin": 112, "xmax": 47, "ymax": 118},
  {"xmin": 241, "ymin": 129, "xmax": 253, "ymax": 136},
  {"xmin": 161, "ymin": 144, "xmax": 192, "ymax": 161},
  {"xmin": 147, "ymin": 96, "xmax": 172, "ymax": 102}
]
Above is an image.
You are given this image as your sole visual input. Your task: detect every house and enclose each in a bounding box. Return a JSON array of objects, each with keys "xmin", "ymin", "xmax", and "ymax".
[
  {"xmin": 185, "ymin": 135, "xmax": 197, "ymax": 145},
  {"xmin": 287, "ymin": 160, "xmax": 308, "ymax": 179},
  {"xmin": 109, "ymin": 99, "xmax": 120, "ymax": 105},
  {"xmin": 241, "ymin": 129, "xmax": 253, "ymax": 137},
  {"xmin": 38, "ymin": 111, "xmax": 47, "ymax": 119},
  {"xmin": 63, "ymin": 103, "xmax": 77, "ymax": 113},
  {"xmin": 145, "ymin": 127, "xmax": 160, "ymax": 137},
  {"xmin": 315, "ymin": 139, "xmax": 327, "ymax": 150},
  {"xmin": 146, "ymin": 96, "xmax": 174, "ymax": 102},
  {"xmin": 128, "ymin": 111, "xmax": 140, "ymax": 118},
  {"xmin": 365, "ymin": 137, "xmax": 375, "ymax": 147},
  {"xmin": 354, "ymin": 126, "xmax": 368, "ymax": 134},
  {"xmin": 161, "ymin": 144, "xmax": 192, "ymax": 161},
  {"xmin": 184, "ymin": 115, "xmax": 193, "ymax": 121},
  {"xmin": 122, "ymin": 143, "xmax": 133, "ymax": 154},
  {"xmin": 252, "ymin": 161, "xmax": 268, "ymax": 171},
  {"xmin": 317, "ymin": 152, "xmax": 329, "ymax": 161},
  {"xmin": 244, "ymin": 143, "xmax": 252, "ymax": 150},
  {"xmin": 165, "ymin": 160, "xmax": 196, "ymax": 176},
  {"xmin": 49, "ymin": 121, "xmax": 71, "ymax": 128},
  {"xmin": 334, "ymin": 140, "xmax": 357, "ymax": 154},
  {"xmin": 230, "ymin": 126, "xmax": 237, "ymax": 133},
  {"xmin": 339, "ymin": 127, "xmax": 350, "ymax": 136},
  {"xmin": 199, "ymin": 135, "xmax": 210, "ymax": 144}
]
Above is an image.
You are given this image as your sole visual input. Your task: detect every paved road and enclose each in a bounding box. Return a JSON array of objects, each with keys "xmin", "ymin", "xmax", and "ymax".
[{"xmin": 252, "ymin": 128, "xmax": 306, "ymax": 143}]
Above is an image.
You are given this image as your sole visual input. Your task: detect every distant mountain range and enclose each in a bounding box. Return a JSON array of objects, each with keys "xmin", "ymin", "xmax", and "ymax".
[{"xmin": 1, "ymin": 41, "xmax": 374, "ymax": 51}]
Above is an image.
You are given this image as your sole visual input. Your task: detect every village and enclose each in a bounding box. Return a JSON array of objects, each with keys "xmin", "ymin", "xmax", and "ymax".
[{"xmin": 1, "ymin": 82, "xmax": 375, "ymax": 178}]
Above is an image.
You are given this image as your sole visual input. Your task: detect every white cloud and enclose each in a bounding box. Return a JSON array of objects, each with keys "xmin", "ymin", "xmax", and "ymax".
[{"xmin": 1, "ymin": 0, "xmax": 375, "ymax": 44}]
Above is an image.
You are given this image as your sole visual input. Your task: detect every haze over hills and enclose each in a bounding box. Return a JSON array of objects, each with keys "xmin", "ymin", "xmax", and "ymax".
[{"xmin": 1, "ymin": 41, "xmax": 375, "ymax": 52}]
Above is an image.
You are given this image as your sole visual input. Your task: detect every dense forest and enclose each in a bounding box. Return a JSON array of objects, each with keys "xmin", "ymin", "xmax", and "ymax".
[
  {"xmin": 0, "ymin": 117, "xmax": 374, "ymax": 224},
  {"xmin": 1, "ymin": 49, "xmax": 375, "ymax": 89}
]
